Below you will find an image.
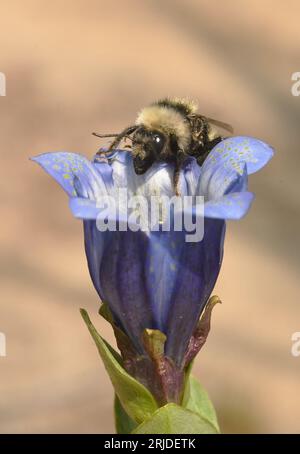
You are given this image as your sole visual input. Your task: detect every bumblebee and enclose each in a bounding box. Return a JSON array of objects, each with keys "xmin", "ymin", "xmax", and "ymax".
[{"xmin": 93, "ymin": 98, "xmax": 233, "ymax": 194}]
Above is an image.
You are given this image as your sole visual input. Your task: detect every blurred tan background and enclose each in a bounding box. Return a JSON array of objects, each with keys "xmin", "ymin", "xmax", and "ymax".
[{"xmin": 0, "ymin": 0, "xmax": 300, "ymax": 433}]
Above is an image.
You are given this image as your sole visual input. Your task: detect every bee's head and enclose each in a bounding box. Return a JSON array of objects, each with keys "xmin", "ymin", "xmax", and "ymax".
[
  {"xmin": 132, "ymin": 102, "xmax": 192, "ymax": 174},
  {"xmin": 131, "ymin": 127, "xmax": 168, "ymax": 174}
]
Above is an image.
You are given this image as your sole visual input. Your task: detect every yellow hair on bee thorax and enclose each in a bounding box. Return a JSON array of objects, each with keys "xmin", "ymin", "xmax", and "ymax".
[{"xmin": 167, "ymin": 97, "xmax": 198, "ymax": 115}]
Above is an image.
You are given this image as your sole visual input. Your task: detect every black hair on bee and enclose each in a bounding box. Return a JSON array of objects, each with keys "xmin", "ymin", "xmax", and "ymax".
[{"xmin": 93, "ymin": 98, "xmax": 233, "ymax": 195}]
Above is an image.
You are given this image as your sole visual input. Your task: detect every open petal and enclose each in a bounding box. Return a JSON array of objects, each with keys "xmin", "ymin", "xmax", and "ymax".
[
  {"xmin": 69, "ymin": 197, "xmax": 101, "ymax": 219},
  {"xmin": 32, "ymin": 152, "xmax": 107, "ymax": 199},
  {"xmin": 70, "ymin": 196, "xmax": 136, "ymax": 228},
  {"xmin": 199, "ymin": 136, "xmax": 273, "ymax": 200},
  {"xmin": 199, "ymin": 156, "xmax": 248, "ymax": 201},
  {"xmin": 204, "ymin": 191, "xmax": 255, "ymax": 219},
  {"xmin": 108, "ymin": 151, "xmax": 135, "ymax": 193},
  {"xmin": 92, "ymin": 154, "xmax": 114, "ymax": 192},
  {"xmin": 135, "ymin": 162, "xmax": 177, "ymax": 198}
]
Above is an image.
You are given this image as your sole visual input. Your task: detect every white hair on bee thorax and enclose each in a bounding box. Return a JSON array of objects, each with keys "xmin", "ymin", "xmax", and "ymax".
[{"xmin": 135, "ymin": 104, "xmax": 191, "ymax": 151}]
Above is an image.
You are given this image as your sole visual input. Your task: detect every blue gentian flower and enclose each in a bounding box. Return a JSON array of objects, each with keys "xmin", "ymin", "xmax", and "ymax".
[{"xmin": 32, "ymin": 136, "xmax": 273, "ymax": 370}]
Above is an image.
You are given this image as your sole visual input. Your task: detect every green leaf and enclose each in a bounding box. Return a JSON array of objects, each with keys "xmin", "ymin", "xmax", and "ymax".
[
  {"xmin": 114, "ymin": 395, "xmax": 137, "ymax": 434},
  {"xmin": 80, "ymin": 309, "xmax": 158, "ymax": 424},
  {"xmin": 182, "ymin": 374, "xmax": 220, "ymax": 433},
  {"xmin": 132, "ymin": 403, "xmax": 218, "ymax": 434}
]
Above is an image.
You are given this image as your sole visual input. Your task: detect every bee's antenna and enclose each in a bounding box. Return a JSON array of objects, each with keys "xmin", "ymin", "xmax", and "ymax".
[
  {"xmin": 107, "ymin": 125, "xmax": 138, "ymax": 151},
  {"xmin": 95, "ymin": 125, "xmax": 138, "ymax": 156},
  {"xmin": 96, "ymin": 149, "xmax": 127, "ymax": 155},
  {"xmin": 92, "ymin": 132, "xmax": 133, "ymax": 141},
  {"xmin": 92, "ymin": 132, "xmax": 119, "ymax": 138}
]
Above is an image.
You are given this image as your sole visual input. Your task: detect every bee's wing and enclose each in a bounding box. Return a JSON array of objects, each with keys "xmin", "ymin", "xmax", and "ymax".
[{"xmin": 205, "ymin": 117, "xmax": 234, "ymax": 134}]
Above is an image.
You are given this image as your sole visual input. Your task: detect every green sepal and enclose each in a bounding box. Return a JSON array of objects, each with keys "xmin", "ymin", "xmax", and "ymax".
[
  {"xmin": 182, "ymin": 374, "xmax": 220, "ymax": 433},
  {"xmin": 99, "ymin": 302, "xmax": 114, "ymax": 324},
  {"xmin": 114, "ymin": 395, "xmax": 137, "ymax": 434},
  {"xmin": 132, "ymin": 403, "xmax": 218, "ymax": 434},
  {"xmin": 80, "ymin": 308, "xmax": 158, "ymax": 424},
  {"xmin": 142, "ymin": 329, "xmax": 166, "ymax": 359}
]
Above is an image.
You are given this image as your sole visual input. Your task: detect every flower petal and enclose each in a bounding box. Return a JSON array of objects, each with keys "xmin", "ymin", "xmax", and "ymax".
[
  {"xmin": 144, "ymin": 231, "xmax": 186, "ymax": 331},
  {"xmin": 101, "ymin": 151, "xmax": 140, "ymax": 197},
  {"xmin": 105, "ymin": 150, "xmax": 179, "ymax": 197},
  {"xmin": 164, "ymin": 219, "xmax": 225, "ymax": 365},
  {"xmin": 136, "ymin": 162, "xmax": 176, "ymax": 198},
  {"xmin": 204, "ymin": 136, "xmax": 273, "ymax": 174},
  {"xmin": 70, "ymin": 196, "xmax": 131, "ymax": 226},
  {"xmin": 199, "ymin": 154, "xmax": 248, "ymax": 201},
  {"xmin": 83, "ymin": 220, "xmax": 108, "ymax": 301},
  {"xmin": 92, "ymin": 154, "xmax": 114, "ymax": 192},
  {"xmin": 69, "ymin": 197, "xmax": 100, "ymax": 219},
  {"xmin": 84, "ymin": 222, "xmax": 155, "ymax": 354},
  {"xmin": 198, "ymin": 136, "xmax": 273, "ymax": 200},
  {"xmin": 204, "ymin": 191, "xmax": 255, "ymax": 219},
  {"xmin": 32, "ymin": 152, "xmax": 107, "ymax": 199}
]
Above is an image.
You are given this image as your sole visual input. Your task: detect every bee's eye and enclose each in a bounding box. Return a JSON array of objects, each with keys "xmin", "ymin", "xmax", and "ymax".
[{"xmin": 151, "ymin": 132, "xmax": 165, "ymax": 153}]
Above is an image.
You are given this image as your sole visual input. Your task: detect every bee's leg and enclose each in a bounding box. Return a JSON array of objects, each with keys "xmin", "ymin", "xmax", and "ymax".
[
  {"xmin": 173, "ymin": 167, "xmax": 181, "ymax": 196},
  {"xmin": 173, "ymin": 152, "xmax": 186, "ymax": 196}
]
